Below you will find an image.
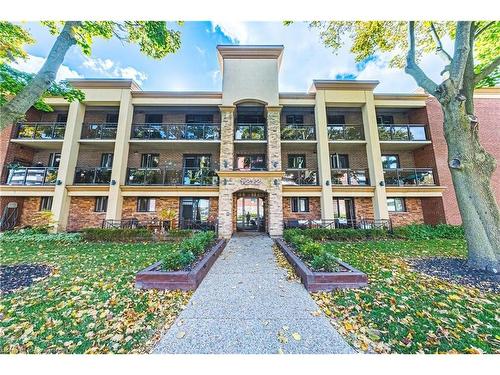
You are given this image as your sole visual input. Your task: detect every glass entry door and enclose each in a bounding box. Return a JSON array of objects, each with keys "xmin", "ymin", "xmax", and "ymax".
[
  {"xmin": 333, "ymin": 198, "xmax": 355, "ymax": 228},
  {"xmin": 236, "ymin": 197, "xmax": 265, "ymax": 232}
]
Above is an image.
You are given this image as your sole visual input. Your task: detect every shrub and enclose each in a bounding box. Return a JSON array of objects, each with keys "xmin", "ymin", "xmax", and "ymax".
[
  {"xmin": 284, "ymin": 228, "xmax": 389, "ymax": 242},
  {"xmin": 309, "ymin": 251, "xmax": 342, "ymax": 272},
  {"xmin": 393, "ymin": 224, "xmax": 464, "ymax": 240},
  {"xmin": 167, "ymin": 229, "xmax": 193, "ymax": 238},
  {"xmin": 81, "ymin": 228, "xmax": 151, "ymax": 242},
  {"xmin": 162, "ymin": 248, "xmax": 196, "ymax": 271},
  {"xmin": 161, "ymin": 231, "xmax": 217, "ymax": 271},
  {"xmin": 0, "ymin": 228, "xmax": 81, "ymax": 243}
]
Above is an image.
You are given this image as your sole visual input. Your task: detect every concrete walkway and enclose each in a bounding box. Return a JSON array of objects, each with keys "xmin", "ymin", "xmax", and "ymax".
[{"xmin": 154, "ymin": 234, "xmax": 354, "ymax": 354}]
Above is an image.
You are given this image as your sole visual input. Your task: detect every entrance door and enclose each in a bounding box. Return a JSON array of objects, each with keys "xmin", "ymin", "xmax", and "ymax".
[
  {"xmin": 236, "ymin": 197, "xmax": 265, "ymax": 232},
  {"xmin": 333, "ymin": 198, "xmax": 355, "ymax": 228}
]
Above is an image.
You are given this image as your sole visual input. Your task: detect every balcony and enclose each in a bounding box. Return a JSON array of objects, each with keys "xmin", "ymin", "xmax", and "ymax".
[
  {"xmin": 234, "ymin": 123, "xmax": 266, "ymax": 140},
  {"xmin": 327, "ymin": 124, "xmax": 364, "ymax": 141},
  {"xmin": 4, "ymin": 166, "xmax": 58, "ymax": 185},
  {"xmin": 126, "ymin": 167, "xmax": 219, "ymax": 186},
  {"xmin": 15, "ymin": 122, "xmax": 66, "ymax": 140},
  {"xmin": 131, "ymin": 123, "xmax": 220, "ymax": 140},
  {"xmin": 281, "ymin": 124, "xmax": 316, "ymax": 140},
  {"xmin": 81, "ymin": 123, "xmax": 118, "ymax": 139},
  {"xmin": 331, "ymin": 169, "xmax": 370, "ymax": 185},
  {"xmin": 74, "ymin": 167, "xmax": 112, "ymax": 184},
  {"xmin": 283, "ymin": 169, "xmax": 318, "ymax": 185},
  {"xmin": 383, "ymin": 168, "xmax": 435, "ymax": 186},
  {"xmin": 378, "ymin": 124, "xmax": 428, "ymax": 141}
]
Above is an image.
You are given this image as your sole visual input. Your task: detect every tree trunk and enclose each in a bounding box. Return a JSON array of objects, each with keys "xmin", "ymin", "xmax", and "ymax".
[
  {"xmin": 442, "ymin": 101, "xmax": 500, "ymax": 272},
  {"xmin": 0, "ymin": 21, "xmax": 80, "ymax": 130}
]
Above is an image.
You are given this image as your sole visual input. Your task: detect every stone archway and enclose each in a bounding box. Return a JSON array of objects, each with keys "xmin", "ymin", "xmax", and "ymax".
[{"xmin": 234, "ymin": 189, "xmax": 268, "ymax": 232}]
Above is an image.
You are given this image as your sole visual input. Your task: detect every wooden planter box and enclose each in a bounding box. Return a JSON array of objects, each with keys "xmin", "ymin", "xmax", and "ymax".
[
  {"xmin": 274, "ymin": 238, "xmax": 367, "ymax": 291},
  {"xmin": 135, "ymin": 239, "xmax": 226, "ymax": 291}
]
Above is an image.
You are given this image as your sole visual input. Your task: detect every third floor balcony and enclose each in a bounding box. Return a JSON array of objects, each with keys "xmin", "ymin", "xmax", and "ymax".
[
  {"xmin": 280, "ymin": 124, "xmax": 316, "ymax": 141},
  {"xmin": 81, "ymin": 123, "xmax": 118, "ymax": 140},
  {"xmin": 74, "ymin": 167, "xmax": 112, "ymax": 184},
  {"xmin": 378, "ymin": 124, "xmax": 428, "ymax": 142},
  {"xmin": 331, "ymin": 168, "xmax": 370, "ymax": 185},
  {"xmin": 126, "ymin": 167, "xmax": 219, "ymax": 186},
  {"xmin": 327, "ymin": 124, "xmax": 365, "ymax": 141},
  {"xmin": 383, "ymin": 168, "xmax": 435, "ymax": 186},
  {"xmin": 15, "ymin": 122, "xmax": 66, "ymax": 140},
  {"xmin": 4, "ymin": 166, "xmax": 58, "ymax": 185},
  {"xmin": 130, "ymin": 123, "xmax": 221, "ymax": 141},
  {"xmin": 283, "ymin": 169, "xmax": 318, "ymax": 185},
  {"xmin": 234, "ymin": 123, "xmax": 266, "ymax": 141}
]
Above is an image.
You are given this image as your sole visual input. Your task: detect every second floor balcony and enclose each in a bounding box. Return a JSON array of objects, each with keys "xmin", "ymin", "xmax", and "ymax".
[
  {"xmin": 126, "ymin": 167, "xmax": 219, "ymax": 186},
  {"xmin": 131, "ymin": 123, "xmax": 220, "ymax": 141},
  {"xmin": 74, "ymin": 167, "xmax": 112, "ymax": 184},
  {"xmin": 383, "ymin": 168, "xmax": 435, "ymax": 186},
  {"xmin": 283, "ymin": 169, "xmax": 318, "ymax": 185},
  {"xmin": 378, "ymin": 124, "xmax": 428, "ymax": 141},
  {"xmin": 331, "ymin": 169, "xmax": 370, "ymax": 185},
  {"xmin": 281, "ymin": 124, "xmax": 316, "ymax": 140},
  {"xmin": 234, "ymin": 123, "xmax": 266, "ymax": 140},
  {"xmin": 327, "ymin": 124, "xmax": 364, "ymax": 141},
  {"xmin": 4, "ymin": 166, "xmax": 58, "ymax": 185},
  {"xmin": 81, "ymin": 123, "xmax": 118, "ymax": 140},
  {"xmin": 15, "ymin": 122, "xmax": 66, "ymax": 140}
]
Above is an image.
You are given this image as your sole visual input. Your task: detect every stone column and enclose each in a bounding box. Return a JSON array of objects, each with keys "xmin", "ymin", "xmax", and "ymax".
[
  {"xmin": 106, "ymin": 90, "xmax": 134, "ymax": 221},
  {"xmin": 314, "ymin": 91, "xmax": 335, "ymax": 219},
  {"xmin": 362, "ymin": 93, "xmax": 389, "ymax": 220},
  {"xmin": 266, "ymin": 106, "xmax": 282, "ymax": 171},
  {"xmin": 267, "ymin": 182, "xmax": 283, "ymax": 237},
  {"xmin": 51, "ymin": 101, "xmax": 86, "ymax": 231}
]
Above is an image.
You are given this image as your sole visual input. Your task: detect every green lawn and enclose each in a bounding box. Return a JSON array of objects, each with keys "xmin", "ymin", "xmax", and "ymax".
[
  {"xmin": 310, "ymin": 239, "xmax": 500, "ymax": 353},
  {"xmin": 0, "ymin": 238, "xmax": 190, "ymax": 354}
]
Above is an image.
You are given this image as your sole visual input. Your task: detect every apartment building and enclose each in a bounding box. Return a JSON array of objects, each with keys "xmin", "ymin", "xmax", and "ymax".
[{"xmin": 1, "ymin": 45, "xmax": 499, "ymax": 237}]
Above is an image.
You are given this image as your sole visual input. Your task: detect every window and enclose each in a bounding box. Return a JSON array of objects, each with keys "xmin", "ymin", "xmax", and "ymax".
[
  {"xmin": 381, "ymin": 154, "xmax": 400, "ymax": 169},
  {"xmin": 327, "ymin": 114, "xmax": 345, "ymax": 124},
  {"xmin": 288, "ymin": 154, "xmax": 306, "ymax": 169},
  {"xmin": 186, "ymin": 114, "xmax": 213, "ymax": 123},
  {"xmin": 137, "ymin": 197, "xmax": 156, "ymax": 212},
  {"xmin": 377, "ymin": 115, "xmax": 394, "ymax": 125},
  {"xmin": 145, "ymin": 114, "xmax": 163, "ymax": 124},
  {"xmin": 141, "ymin": 153, "xmax": 159, "ymax": 168},
  {"xmin": 95, "ymin": 197, "xmax": 108, "ymax": 212},
  {"xmin": 387, "ymin": 198, "xmax": 406, "ymax": 212},
  {"xmin": 291, "ymin": 197, "xmax": 309, "ymax": 213},
  {"xmin": 40, "ymin": 196, "xmax": 53, "ymax": 211},
  {"xmin": 180, "ymin": 198, "xmax": 210, "ymax": 224},
  {"xmin": 56, "ymin": 113, "xmax": 68, "ymax": 123},
  {"xmin": 286, "ymin": 114, "xmax": 304, "ymax": 124},
  {"xmin": 236, "ymin": 155, "xmax": 266, "ymax": 171},
  {"xmin": 331, "ymin": 154, "xmax": 349, "ymax": 169},
  {"xmin": 106, "ymin": 113, "xmax": 119, "ymax": 123},
  {"xmin": 48, "ymin": 153, "xmax": 61, "ymax": 168},
  {"xmin": 100, "ymin": 153, "xmax": 114, "ymax": 168}
]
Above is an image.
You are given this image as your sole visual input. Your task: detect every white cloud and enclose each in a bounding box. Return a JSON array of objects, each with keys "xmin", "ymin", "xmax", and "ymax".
[
  {"xmin": 211, "ymin": 21, "xmax": 249, "ymax": 44},
  {"xmin": 82, "ymin": 57, "xmax": 148, "ymax": 85},
  {"xmin": 8, "ymin": 54, "xmax": 82, "ymax": 81},
  {"xmin": 195, "ymin": 46, "xmax": 206, "ymax": 57}
]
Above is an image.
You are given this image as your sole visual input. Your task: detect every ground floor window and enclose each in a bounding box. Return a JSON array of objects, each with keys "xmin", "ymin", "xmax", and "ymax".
[
  {"xmin": 137, "ymin": 197, "xmax": 156, "ymax": 212},
  {"xmin": 387, "ymin": 197, "xmax": 406, "ymax": 212},
  {"xmin": 332, "ymin": 198, "xmax": 355, "ymax": 227},
  {"xmin": 95, "ymin": 197, "xmax": 108, "ymax": 212},
  {"xmin": 291, "ymin": 197, "xmax": 309, "ymax": 213},
  {"xmin": 39, "ymin": 196, "xmax": 53, "ymax": 211},
  {"xmin": 180, "ymin": 198, "xmax": 210, "ymax": 223}
]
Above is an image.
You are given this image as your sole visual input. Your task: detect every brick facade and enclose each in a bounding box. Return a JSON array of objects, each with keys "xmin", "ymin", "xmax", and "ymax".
[
  {"xmin": 389, "ymin": 197, "xmax": 424, "ymax": 227},
  {"xmin": 282, "ymin": 197, "xmax": 321, "ymax": 221},
  {"xmin": 67, "ymin": 197, "xmax": 107, "ymax": 231},
  {"xmin": 354, "ymin": 197, "xmax": 374, "ymax": 219},
  {"xmin": 18, "ymin": 197, "xmax": 51, "ymax": 227}
]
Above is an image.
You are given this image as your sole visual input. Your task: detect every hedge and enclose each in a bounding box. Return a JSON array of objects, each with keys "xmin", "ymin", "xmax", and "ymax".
[
  {"xmin": 161, "ymin": 231, "xmax": 216, "ymax": 271},
  {"xmin": 81, "ymin": 228, "xmax": 152, "ymax": 242}
]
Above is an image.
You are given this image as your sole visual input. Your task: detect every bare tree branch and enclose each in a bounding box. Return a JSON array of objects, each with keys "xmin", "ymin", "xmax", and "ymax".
[
  {"xmin": 475, "ymin": 21, "xmax": 495, "ymax": 38},
  {"xmin": 429, "ymin": 22, "xmax": 452, "ymax": 63},
  {"xmin": 405, "ymin": 21, "xmax": 439, "ymax": 94},
  {"xmin": 474, "ymin": 55, "xmax": 500, "ymax": 84},
  {"xmin": 450, "ymin": 21, "xmax": 472, "ymax": 88}
]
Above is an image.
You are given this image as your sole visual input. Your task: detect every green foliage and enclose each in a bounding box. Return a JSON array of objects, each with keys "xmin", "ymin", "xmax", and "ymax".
[
  {"xmin": 0, "ymin": 64, "xmax": 85, "ymax": 111},
  {"xmin": 161, "ymin": 248, "xmax": 196, "ymax": 271},
  {"xmin": 309, "ymin": 251, "xmax": 342, "ymax": 272},
  {"xmin": 81, "ymin": 228, "xmax": 151, "ymax": 242},
  {"xmin": 161, "ymin": 231, "xmax": 216, "ymax": 271},
  {"xmin": 0, "ymin": 228, "xmax": 81, "ymax": 243},
  {"xmin": 284, "ymin": 228, "xmax": 389, "ymax": 242},
  {"xmin": 393, "ymin": 224, "xmax": 464, "ymax": 240},
  {"xmin": 0, "ymin": 22, "xmax": 34, "ymax": 63},
  {"xmin": 166, "ymin": 229, "xmax": 193, "ymax": 238}
]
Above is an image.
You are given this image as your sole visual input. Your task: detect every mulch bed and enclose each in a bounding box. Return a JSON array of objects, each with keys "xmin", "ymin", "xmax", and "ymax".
[
  {"xmin": 0, "ymin": 264, "xmax": 52, "ymax": 294},
  {"xmin": 407, "ymin": 257, "xmax": 499, "ymax": 293}
]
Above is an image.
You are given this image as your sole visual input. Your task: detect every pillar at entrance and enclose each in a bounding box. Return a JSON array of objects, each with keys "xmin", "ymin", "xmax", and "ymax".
[
  {"xmin": 219, "ymin": 106, "xmax": 235, "ymax": 171},
  {"xmin": 266, "ymin": 106, "xmax": 282, "ymax": 171}
]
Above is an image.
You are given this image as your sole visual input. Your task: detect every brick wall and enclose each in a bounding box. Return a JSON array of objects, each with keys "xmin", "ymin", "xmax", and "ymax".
[
  {"xmin": 389, "ymin": 197, "xmax": 424, "ymax": 227},
  {"xmin": 67, "ymin": 197, "xmax": 107, "ymax": 231},
  {"xmin": 354, "ymin": 197, "xmax": 374, "ymax": 218},
  {"xmin": 282, "ymin": 197, "xmax": 321, "ymax": 220},
  {"xmin": 421, "ymin": 197, "xmax": 446, "ymax": 225},
  {"xmin": 0, "ymin": 196, "xmax": 24, "ymax": 228},
  {"xmin": 18, "ymin": 197, "xmax": 51, "ymax": 227},
  {"xmin": 83, "ymin": 109, "xmax": 119, "ymax": 123},
  {"xmin": 122, "ymin": 197, "xmax": 180, "ymax": 227}
]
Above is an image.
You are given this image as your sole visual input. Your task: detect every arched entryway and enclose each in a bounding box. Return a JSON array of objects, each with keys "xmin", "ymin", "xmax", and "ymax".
[{"xmin": 234, "ymin": 189, "xmax": 268, "ymax": 233}]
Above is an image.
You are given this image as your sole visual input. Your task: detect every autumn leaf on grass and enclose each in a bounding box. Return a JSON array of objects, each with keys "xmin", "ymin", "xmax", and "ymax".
[{"xmin": 291, "ymin": 332, "xmax": 301, "ymax": 341}]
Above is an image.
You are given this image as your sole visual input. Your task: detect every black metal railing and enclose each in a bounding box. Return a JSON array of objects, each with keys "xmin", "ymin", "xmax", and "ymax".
[
  {"xmin": 378, "ymin": 124, "xmax": 428, "ymax": 141},
  {"xmin": 15, "ymin": 122, "xmax": 66, "ymax": 139},
  {"xmin": 81, "ymin": 123, "xmax": 118, "ymax": 139},
  {"xmin": 383, "ymin": 168, "xmax": 435, "ymax": 186},
  {"xmin": 74, "ymin": 167, "xmax": 112, "ymax": 184},
  {"xmin": 102, "ymin": 218, "xmax": 218, "ymax": 233},
  {"xmin": 327, "ymin": 124, "xmax": 364, "ymax": 140},
  {"xmin": 130, "ymin": 123, "xmax": 220, "ymax": 140},
  {"xmin": 234, "ymin": 123, "xmax": 266, "ymax": 140},
  {"xmin": 331, "ymin": 168, "xmax": 370, "ymax": 185},
  {"xmin": 179, "ymin": 219, "xmax": 218, "ymax": 232},
  {"xmin": 283, "ymin": 169, "xmax": 318, "ymax": 185},
  {"xmin": 4, "ymin": 166, "xmax": 58, "ymax": 185},
  {"xmin": 126, "ymin": 167, "xmax": 219, "ymax": 186},
  {"xmin": 281, "ymin": 124, "xmax": 316, "ymax": 140},
  {"xmin": 284, "ymin": 218, "xmax": 392, "ymax": 230}
]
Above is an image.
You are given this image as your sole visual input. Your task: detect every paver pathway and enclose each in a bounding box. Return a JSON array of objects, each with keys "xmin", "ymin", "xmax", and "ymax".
[{"xmin": 154, "ymin": 233, "xmax": 355, "ymax": 354}]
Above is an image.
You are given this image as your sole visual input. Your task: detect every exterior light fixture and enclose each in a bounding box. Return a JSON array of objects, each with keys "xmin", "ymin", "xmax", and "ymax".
[
  {"xmin": 273, "ymin": 179, "xmax": 279, "ymax": 186},
  {"xmin": 111, "ymin": 180, "xmax": 117, "ymax": 186},
  {"xmin": 272, "ymin": 161, "xmax": 278, "ymax": 168},
  {"xmin": 223, "ymin": 178, "xmax": 227, "ymax": 185},
  {"xmin": 223, "ymin": 160, "xmax": 228, "ymax": 168},
  {"xmin": 56, "ymin": 179, "xmax": 62, "ymax": 185},
  {"xmin": 379, "ymin": 181, "xmax": 385, "ymax": 187},
  {"xmin": 325, "ymin": 180, "xmax": 330, "ymax": 186}
]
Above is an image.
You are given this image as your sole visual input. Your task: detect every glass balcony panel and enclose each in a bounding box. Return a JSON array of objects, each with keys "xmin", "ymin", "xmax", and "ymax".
[
  {"xmin": 235, "ymin": 124, "xmax": 266, "ymax": 140},
  {"xmin": 331, "ymin": 169, "xmax": 349, "ymax": 185},
  {"xmin": 397, "ymin": 169, "xmax": 418, "ymax": 185},
  {"xmin": 327, "ymin": 125, "xmax": 364, "ymax": 140},
  {"xmin": 378, "ymin": 125, "xmax": 392, "ymax": 140},
  {"xmin": 283, "ymin": 170, "xmax": 318, "ymax": 185},
  {"xmin": 17, "ymin": 125, "xmax": 37, "ymax": 139},
  {"xmin": 94, "ymin": 168, "xmax": 112, "ymax": 184},
  {"xmin": 281, "ymin": 125, "xmax": 315, "ymax": 140},
  {"xmin": 5, "ymin": 167, "xmax": 58, "ymax": 185},
  {"xmin": 348, "ymin": 170, "xmax": 369, "ymax": 185},
  {"xmin": 415, "ymin": 169, "xmax": 435, "ymax": 185},
  {"xmin": 408, "ymin": 126, "xmax": 427, "ymax": 141},
  {"xmin": 383, "ymin": 169, "xmax": 400, "ymax": 186},
  {"xmin": 344, "ymin": 125, "xmax": 363, "ymax": 140},
  {"xmin": 74, "ymin": 168, "xmax": 95, "ymax": 184},
  {"xmin": 391, "ymin": 126, "xmax": 409, "ymax": 141}
]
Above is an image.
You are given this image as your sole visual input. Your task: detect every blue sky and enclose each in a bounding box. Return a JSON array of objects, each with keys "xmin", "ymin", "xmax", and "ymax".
[{"xmin": 11, "ymin": 21, "xmax": 449, "ymax": 93}]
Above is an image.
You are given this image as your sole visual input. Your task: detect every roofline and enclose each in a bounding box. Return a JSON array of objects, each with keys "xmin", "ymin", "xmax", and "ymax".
[
  {"xmin": 132, "ymin": 91, "xmax": 222, "ymax": 99},
  {"xmin": 374, "ymin": 93, "xmax": 428, "ymax": 101},
  {"xmin": 216, "ymin": 45, "xmax": 284, "ymax": 60},
  {"xmin": 67, "ymin": 78, "xmax": 142, "ymax": 91},
  {"xmin": 279, "ymin": 92, "xmax": 316, "ymax": 99},
  {"xmin": 312, "ymin": 80, "xmax": 380, "ymax": 91}
]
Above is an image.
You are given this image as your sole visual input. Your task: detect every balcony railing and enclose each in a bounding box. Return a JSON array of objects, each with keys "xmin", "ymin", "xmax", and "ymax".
[
  {"xmin": 284, "ymin": 218, "xmax": 392, "ymax": 230},
  {"xmin": 281, "ymin": 124, "xmax": 316, "ymax": 140},
  {"xmin": 74, "ymin": 167, "xmax": 112, "ymax": 184},
  {"xmin": 327, "ymin": 124, "xmax": 364, "ymax": 141},
  {"xmin": 331, "ymin": 169, "xmax": 370, "ymax": 185},
  {"xmin": 283, "ymin": 169, "xmax": 318, "ymax": 185},
  {"xmin": 378, "ymin": 124, "xmax": 428, "ymax": 141},
  {"xmin": 126, "ymin": 167, "xmax": 219, "ymax": 186},
  {"xmin": 130, "ymin": 123, "xmax": 220, "ymax": 140},
  {"xmin": 4, "ymin": 167, "xmax": 58, "ymax": 185},
  {"xmin": 383, "ymin": 168, "xmax": 435, "ymax": 186},
  {"xmin": 15, "ymin": 122, "xmax": 66, "ymax": 140},
  {"xmin": 234, "ymin": 123, "xmax": 266, "ymax": 140},
  {"xmin": 81, "ymin": 123, "xmax": 118, "ymax": 139}
]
